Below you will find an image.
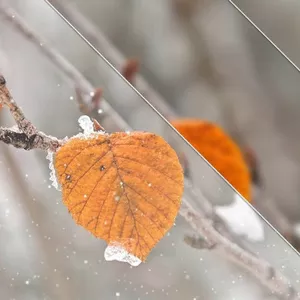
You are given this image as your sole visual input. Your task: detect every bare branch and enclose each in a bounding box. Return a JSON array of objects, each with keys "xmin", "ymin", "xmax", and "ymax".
[
  {"xmin": 0, "ymin": 3, "xmax": 129, "ymax": 132},
  {"xmin": 0, "ymin": 127, "xmax": 58, "ymax": 151},
  {"xmin": 48, "ymin": 0, "xmax": 266, "ymax": 248},
  {"xmin": 253, "ymin": 186, "xmax": 300, "ymax": 249},
  {"xmin": 1, "ymin": 73, "xmax": 297, "ymax": 298},
  {"xmin": 180, "ymin": 198, "xmax": 299, "ymax": 300},
  {"xmin": 0, "ymin": 75, "xmax": 38, "ymax": 135},
  {"xmin": 46, "ymin": 0, "xmax": 177, "ymax": 120},
  {"xmin": 0, "ymin": 1, "xmax": 249, "ymax": 248},
  {"xmin": 172, "ymin": 1, "xmax": 299, "ymax": 249},
  {"xmin": 0, "ymin": 76, "xmax": 62, "ymax": 152},
  {"xmin": 1, "ymin": 4, "xmax": 298, "ymax": 297}
]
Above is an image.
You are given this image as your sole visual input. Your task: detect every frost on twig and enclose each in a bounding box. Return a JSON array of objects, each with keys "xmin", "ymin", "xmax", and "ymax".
[
  {"xmin": 2, "ymin": 0, "xmax": 266, "ymax": 244},
  {"xmin": 214, "ymin": 193, "xmax": 265, "ymax": 243},
  {"xmin": 45, "ymin": 0, "xmax": 299, "ymax": 247},
  {"xmin": 180, "ymin": 198, "xmax": 299, "ymax": 300},
  {"xmin": 1, "ymin": 3, "xmax": 299, "ymax": 296},
  {"xmin": 0, "ymin": 71, "xmax": 298, "ymax": 299},
  {"xmin": 0, "ymin": 75, "xmax": 62, "ymax": 152}
]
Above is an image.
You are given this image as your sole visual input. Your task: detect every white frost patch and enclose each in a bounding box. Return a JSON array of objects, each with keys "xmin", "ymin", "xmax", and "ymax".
[
  {"xmin": 74, "ymin": 115, "xmax": 105, "ymax": 140},
  {"xmin": 46, "ymin": 151, "xmax": 60, "ymax": 191},
  {"xmin": 78, "ymin": 115, "xmax": 94, "ymax": 135},
  {"xmin": 215, "ymin": 194, "xmax": 265, "ymax": 242},
  {"xmin": 104, "ymin": 243, "xmax": 142, "ymax": 267}
]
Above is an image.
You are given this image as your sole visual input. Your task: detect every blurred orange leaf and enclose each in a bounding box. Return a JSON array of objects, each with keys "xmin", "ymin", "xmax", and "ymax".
[
  {"xmin": 55, "ymin": 132, "xmax": 184, "ymax": 262},
  {"xmin": 172, "ymin": 119, "xmax": 251, "ymax": 201}
]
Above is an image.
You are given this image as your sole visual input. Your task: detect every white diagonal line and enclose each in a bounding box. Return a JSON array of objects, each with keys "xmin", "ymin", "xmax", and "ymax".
[{"xmin": 229, "ymin": 0, "xmax": 300, "ymax": 73}]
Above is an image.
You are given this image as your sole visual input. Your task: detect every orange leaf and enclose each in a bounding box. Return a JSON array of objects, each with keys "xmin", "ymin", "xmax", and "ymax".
[
  {"xmin": 55, "ymin": 132, "xmax": 184, "ymax": 263},
  {"xmin": 171, "ymin": 119, "xmax": 251, "ymax": 201}
]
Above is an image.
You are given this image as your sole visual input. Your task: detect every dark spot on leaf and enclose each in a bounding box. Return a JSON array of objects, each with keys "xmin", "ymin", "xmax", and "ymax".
[
  {"xmin": 54, "ymin": 132, "xmax": 184, "ymax": 262},
  {"xmin": 66, "ymin": 174, "xmax": 72, "ymax": 181}
]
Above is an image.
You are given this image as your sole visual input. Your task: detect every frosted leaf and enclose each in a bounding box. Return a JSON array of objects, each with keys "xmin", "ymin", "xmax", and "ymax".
[
  {"xmin": 76, "ymin": 115, "xmax": 105, "ymax": 140},
  {"xmin": 46, "ymin": 151, "xmax": 60, "ymax": 191},
  {"xmin": 104, "ymin": 243, "xmax": 142, "ymax": 267},
  {"xmin": 78, "ymin": 115, "xmax": 94, "ymax": 135},
  {"xmin": 10, "ymin": 125, "xmax": 20, "ymax": 132},
  {"xmin": 215, "ymin": 193, "xmax": 264, "ymax": 242}
]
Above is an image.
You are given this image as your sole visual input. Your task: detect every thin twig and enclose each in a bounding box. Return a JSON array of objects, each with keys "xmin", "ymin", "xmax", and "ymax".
[
  {"xmin": 45, "ymin": 3, "xmax": 300, "ymax": 296},
  {"xmin": 0, "ymin": 3, "xmax": 129, "ymax": 132},
  {"xmin": 253, "ymin": 186, "xmax": 299, "ymax": 244},
  {"xmin": 46, "ymin": 0, "xmax": 294, "ymax": 242},
  {"xmin": 0, "ymin": 0, "xmax": 222, "ymax": 231},
  {"xmin": 0, "ymin": 76, "xmax": 62, "ymax": 151},
  {"xmin": 0, "ymin": 0, "xmax": 261, "ymax": 246},
  {"xmin": 41, "ymin": 0, "xmax": 244, "ymax": 237},
  {"xmin": 0, "ymin": 72, "xmax": 298, "ymax": 298},
  {"xmin": 180, "ymin": 198, "xmax": 299, "ymax": 300},
  {"xmin": 183, "ymin": 177, "xmax": 252, "ymax": 248},
  {"xmin": 46, "ymin": 0, "xmax": 296, "ymax": 242},
  {"xmin": 46, "ymin": 0, "xmax": 177, "ymax": 120},
  {"xmin": 1, "ymin": 4, "xmax": 298, "ymax": 296},
  {"xmin": 172, "ymin": 1, "xmax": 298, "ymax": 245}
]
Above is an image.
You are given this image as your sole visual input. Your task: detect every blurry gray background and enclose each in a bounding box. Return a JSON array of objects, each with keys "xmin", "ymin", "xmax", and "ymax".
[
  {"xmin": 57, "ymin": 0, "xmax": 300, "ymax": 221},
  {"xmin": 0, "ymin": 0, "xmax": 300, "ymax": 299}
]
